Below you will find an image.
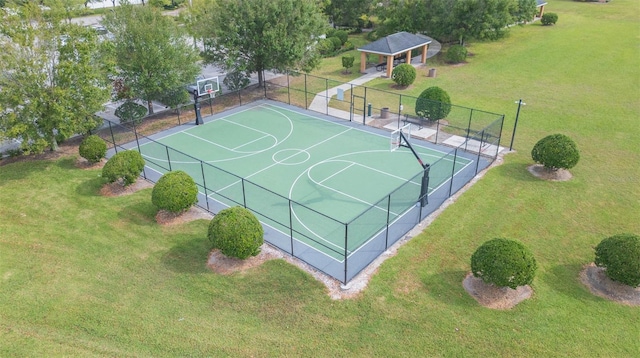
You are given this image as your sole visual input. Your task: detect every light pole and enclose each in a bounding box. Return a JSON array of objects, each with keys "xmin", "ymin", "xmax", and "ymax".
[{"xmin": 509, "ymin": 99, "xmax": 526, "ymax": 151}]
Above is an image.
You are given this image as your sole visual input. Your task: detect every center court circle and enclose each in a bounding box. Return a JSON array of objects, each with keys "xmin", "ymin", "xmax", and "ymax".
[{"xmin": 272, "ymin": 149, "xmax": 310, "ymax": 165}]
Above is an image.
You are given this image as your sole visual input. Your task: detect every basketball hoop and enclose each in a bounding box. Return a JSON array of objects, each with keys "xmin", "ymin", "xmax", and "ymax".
[{"xmin": 207, "ymin": 89, "xmax": 214, "ymax": 99}]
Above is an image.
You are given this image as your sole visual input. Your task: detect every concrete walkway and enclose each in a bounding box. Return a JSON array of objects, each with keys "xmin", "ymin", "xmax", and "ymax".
[{"xmin": 308, "ymin": 38, "xmax": 442, "ymax": 123}]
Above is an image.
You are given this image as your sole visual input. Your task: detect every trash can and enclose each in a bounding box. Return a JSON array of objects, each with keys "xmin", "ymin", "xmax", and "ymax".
[
  {"xmin": 380, "ymin": 107, "xmax": 390, "ymax": 119},
  {"xmin": 428, "ymin": 68, "xmax": 437, "ymax": 78}
]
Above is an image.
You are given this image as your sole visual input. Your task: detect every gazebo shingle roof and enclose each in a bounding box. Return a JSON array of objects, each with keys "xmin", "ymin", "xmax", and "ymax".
[{"xmin": 358, "ymin": 31, "xmax": 432, "ymax": 56}]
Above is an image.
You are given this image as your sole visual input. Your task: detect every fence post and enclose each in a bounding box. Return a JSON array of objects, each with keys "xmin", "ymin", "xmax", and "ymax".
[
  {"xmin": 325, "ymin": 78, "xmax": 329, "ymax": 115},
  {"xmin": 467, "ymin": 109, "xmax": 474, "ymax": 140},
  {"xmin": 448, "ymin": 148, "xmax": 459, "ymax": 197},
  {"xmin": 496, "ymin": 115, "xmax": 505, "ymax": 160},
  {"xmin": 385, "ymin": 195, "xmax": 391, "ymax": 249},
  {"xmin": 435, "ymin": 119, "xmax": 440, "ymax": 144},
  {"xmin": 344, "ymin": 225, "xmax": 348, "ymax": 284},
  {"xmin": 166, "ymin": 147, "xmax": 172, "ymax": 171},
  {"xmin": 263, "ymin": 70, "xmax": 267, "ymax": 98},
  {"xmin": 241, "ymin": 179, "xmax": 247, "ymax": 208},
  {"xmin": 475, "ymin": 130, "xmax": 483, "ymax": 174},
  {"xmin": 363, "ymin": 87, "xmax": 367, "ymax": 125},
  {"xmin": 288, "ymin": 200, "xmax": 294, "ymax": 255},
  {"xmin": 304, "ymin": 74, "xmax": 308, "ymax": 109},
  {"xmin": 200, "ymin": 161, "xmax": 210, "ymax": 212},
  {"xmin": 349, "ymin": 83, "xmax": 354, "ymax": 122},
  {"xmin": 397, "ymin": 95, "xmax": 402, "ymax": 123},
  {"xmin": 108, "ymin": 121, "xmax": 117, "ymax": 153},
  {"xmin": 287, "ymin": 73, "xmax": 291, "ymax": 105}
]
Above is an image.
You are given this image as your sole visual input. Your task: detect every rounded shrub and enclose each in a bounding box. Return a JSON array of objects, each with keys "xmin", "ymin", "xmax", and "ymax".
[
  {"xmin": 445, "ymin": 44, "xmax": 468, "ymax": 64},
  {"xmin": 333, "ymin": 30, "xmax": 349, "ymax": 45},
  {"xmin": 328, "ymin": 36, "xmax": 342, "ymax": 51},
  {"xmin": 531, "ymin": 134, "xmax": 580, "ymax": 170},
  {"xmin": 208, "ymin": 206, "xmax": 264, "ymax": 260},
  {"xmin": 115, "ymin": 100, "xmax": 147, "ymax": 124},
  {"xmin": 541, "ymin": 13, "xmax": 558, "ymax": 26},
  {"xmin": 102, "ymin": 150, "xmax": 145, "ymax": 186},
  {"xmin": 415, "ymin": 86, "xmax": 452, "ymax": 121},
  {"xmin": 317, "ymin": 38, "xmax": 335, "ymax": 56},
  {"xmin": 151, "ymin": 171, "xmax": 198, "ymax": 213},
  {"xmin": 594, "ymin": 233, "xmax": 640, "ymax": 287},
  {"xmin": 391, "ymin": 64, "xmax": 417, "ymax": 87},
  {"xmin": 79, "ymin": 135, "xmax": 107, "ymax": 164},
  {"xmin": 471, "ymin": 238, "xmax": 537, "ymax": 289}
]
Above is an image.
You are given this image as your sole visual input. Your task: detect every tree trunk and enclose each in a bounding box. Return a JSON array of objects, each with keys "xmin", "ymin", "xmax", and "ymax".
[
  {"xmin": 51, "ymin": 130, "xmax": 59, "ymax": 152},
  {"xmin": 257, "ymin": 69, "xmax": 264, "ymax": 87},
  {"xmin": 147, "ymin": 100, "xmax": 154, "ymax": 115}
]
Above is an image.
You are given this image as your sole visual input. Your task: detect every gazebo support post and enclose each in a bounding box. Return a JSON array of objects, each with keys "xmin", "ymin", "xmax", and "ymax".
[
  {"xmin": 385, "ymin": 56, "xmax": 393, "ymax": 78},
  {"xmin": 360, "ymin": 51, "xmax": 367, "ymax": 73},
  {"xmin": 421, "ymin": 44, "xmax": 427, "ymax": 64}
]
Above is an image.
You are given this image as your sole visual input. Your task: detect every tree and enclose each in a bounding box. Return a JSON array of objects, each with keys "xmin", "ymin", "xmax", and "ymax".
[
  {"xmin": 415, "ymin": 87, "xmax": 451, "ymax": 121},
  {"xmin": 391, "ymin": 63, "xmax": 417, "ymax": 87},
  {"xmin": 102, "ymin": 2, "xmax": 200, "ymax": 114},
  {"xmin": 223, "ymin": 71, "xmax": 251, "ymax": 92},
  {"xmin": 151, "ymin": 171, "xmax": 198, "ymax": 213},
  {"xmin": 510, "ymin": 0, "xmax": 537, "ymax": 24},
  {"xmin": 471, "ymin": 238, "xmax": 537, "ymax": 289},
  {"xmin": 595, "ymin": 233, "xmax": 640, "ymax": 287},
  {"xmin": 0, "ymin": 2, "xmax": 111, "ymax": 154},
  {"xmin": 208, "ymin": 206, "xmax": 264, "ymax": 260},
  {"xmin": 451, "ymin": 0, "xmax": 514, "ymax": 45},
  {"xmin": 102, "ymin": 150, "xmax": 145, "ymax": 186},
  {"xmin": 199, "ymin": 0, "xmax": 326, "ymax": 86},
  {"xmin": 324, "ymin": 0, "xmax": 373, "ymax": 28},
  {"xmin": 531, "ymin": 134, "xmax": 580, "ymax": 171},
  {"xmin": 342, "ymin": 55, "xmax": 355, "ymax": 74}
]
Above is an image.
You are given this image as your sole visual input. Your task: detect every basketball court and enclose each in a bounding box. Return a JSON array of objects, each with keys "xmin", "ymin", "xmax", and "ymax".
[{"xmin": 130, "ymin": 101, "xmax": 483, "ymax": 265}]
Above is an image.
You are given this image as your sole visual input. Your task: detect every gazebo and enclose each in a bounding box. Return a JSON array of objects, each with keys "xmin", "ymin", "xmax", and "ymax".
[
  {"xmin": 536, "ymin": 0, "xmax": 547, "ymax": 18},
  {"xmin": 357, "ymin": 31, "xmax": 432, "ymax": 78}
]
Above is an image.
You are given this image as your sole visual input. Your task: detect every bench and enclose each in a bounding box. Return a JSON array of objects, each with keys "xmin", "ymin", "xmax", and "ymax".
[
  {"xmin": 375, "ymin": 62, "xmax": 387, "ymax": 72},
  {"xmin": 402, "ymin": 114, "xmax": 430, "ymax": 130}
]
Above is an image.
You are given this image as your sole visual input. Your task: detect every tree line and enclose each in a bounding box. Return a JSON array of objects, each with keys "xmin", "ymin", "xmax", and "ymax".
[{"xmin": 1, "ymin": 0, "xmax": 535, "ymax": 154}]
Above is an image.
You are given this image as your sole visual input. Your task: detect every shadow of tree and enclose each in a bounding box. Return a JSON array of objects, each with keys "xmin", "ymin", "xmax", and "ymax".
[
  {"xmin": 162, "ymin": 235, "xmax": 210, "ymax": 274},
  {"xmin": 422, "ymin": 269, "xmax": 476, "ymax": 307},
  {"xmin": 546, "ymin": 263, "xmax": 601, "ymax": 303}
]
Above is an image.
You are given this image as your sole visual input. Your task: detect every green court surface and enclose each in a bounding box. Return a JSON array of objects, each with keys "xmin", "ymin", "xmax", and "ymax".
[{"xmin": 138, "ymin": 103, "xmax": 472, "ymax": 259}]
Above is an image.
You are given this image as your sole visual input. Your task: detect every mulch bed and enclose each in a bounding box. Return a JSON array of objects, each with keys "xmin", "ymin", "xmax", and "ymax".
[
  {"xmin": 463, "ymin": 273, "xmax": 533, "ymax": 310},
  {"xmin": 527, "ymin": 164, "xmax": 572, "ymax": 181},
  {"xmin": 579, "ymin": 263, "xmax": 640, "ymax": 306}
]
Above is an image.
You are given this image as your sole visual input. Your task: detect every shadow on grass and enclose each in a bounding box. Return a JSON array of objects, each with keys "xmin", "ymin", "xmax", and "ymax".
[
  {"xmin": 56, "ymin": 157, "xmax": 77, "ymax": 170},
  {"xmin": 495, "ymin": 161, "xmax": 539, "ymax": 182},
  {"xmin": 546, "ymin": 263, "xmax": 601, "ymax": 303},
  {"xmin": 423, "ymin": 270, "xmax": 476, "ymax": 307},
  {"xmin": 118, "ymin": 201, "xmax": 157, "ymax": 227},
  {"xmin": 75, "ymin": 176, "xmax": 105, "ymax": 196},
  {"xmin": 162, "ymin": 235, "xmax": 210, "ymax": 274}
]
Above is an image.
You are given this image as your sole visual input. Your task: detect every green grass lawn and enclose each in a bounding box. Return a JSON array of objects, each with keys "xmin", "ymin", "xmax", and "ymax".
[{"xmin": 1, "ymin": 1, "xmax": 639, "ymax": 356}]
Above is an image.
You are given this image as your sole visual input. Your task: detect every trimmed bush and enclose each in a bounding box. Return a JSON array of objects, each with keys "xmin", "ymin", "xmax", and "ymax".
[
  {"xmin": 151, "ymin": 171, "xmax": 198, "ymax": 213},
  {"xmin": 392, "ymin": 64, "xmax": 417, "ymax": 87},
  {"xmin": 102, "ymin": 150, "xmax": 145, "ymax": 186},
  {"xmin": 79, "ymin": 135, "xmax": 107, "ymax": 164},
  {"xmin": 445, "ymin": 44, "xmax": 468, "ymax": 64},
  {"xmin": 208, "ymin": 206, "xmax": 264, "ymax": 260},
  {"xmin": 594, "ymin": 233, "xmax": 640, "ymax": 287},
  {"xmin": 327, "ymin": 29, "xmax": 348, "ymax": 45},
  {"xmin": 115, "ymin": 100, "xmax": 147, "ymax": 124},
  {"xmin": 415, "ymin": 86, "xmax": 452, "ymax": 121},
  {"xmin": 341, "ymin": 55, "xmax": 355, "ymax": 73},
  {"xmin": 531, "ymin": 134, "xmax": 580, "ymax": 170},
  {"xmin": 328, "ymin": 36, "xmax": 342, "ymax": 51},
  {"xmin": 541, "ymin": 13, "xmax": 558, "ymax": 26},
  {"xmin": 317, "ymin": 39, "xmax": 335, "ymax": 56},
  {"xmin": 471, "ymin": 238, "xmax": 537, "ymax": 289}
]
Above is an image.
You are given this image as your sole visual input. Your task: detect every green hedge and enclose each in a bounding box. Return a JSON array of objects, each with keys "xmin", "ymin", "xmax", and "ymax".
[
  {"xmin": 151, "ymin": 171, "xmax": 198, "ymax": 213},
  {"xmin": 445, "ymin": 44, "xmax": 468, "ymax": 64},
  {"xmin": 471, "ymin": 238, "xmax": 537, "ymax": 289},
  {"xmin": 541, "ymin": 13, "xmax": 558, "ymax": 26},
  {"xmin": 415, "ymin": 86, "xmax": 452, "ymax": 121},
  {"xmin": 102, "ymin": 150, "xmax": 145, "ymax": 186},
  {"xmin": 79, "ymin": 135, "xmax": 107, "ymax": 164},
  {"xmin": 208, "ymin": 206, "xmax": 264, "ymax": 260},
  {"xmin": 392, "ymin": 64, "xmax": 417, "ymax": 87},
  {"xmin": 594, "ymin": 233, "xmax": 640, "ymax": 287},
  {"xmin": 531, "ymin": 134, "xmax": 580, "ymax": 170}
]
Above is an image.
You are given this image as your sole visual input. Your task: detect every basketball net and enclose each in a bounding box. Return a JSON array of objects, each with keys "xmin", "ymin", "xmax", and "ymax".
[{"xmin": 207, "ymin": 89, "xmax": 214, "ymax": 99}]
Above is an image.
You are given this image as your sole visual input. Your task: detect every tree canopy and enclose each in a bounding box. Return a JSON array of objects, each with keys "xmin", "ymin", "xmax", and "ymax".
[
  {"xmin": 324, "ymin": 0, "xmax": 373, "ymax": 28},
  {"xmin": 102, "ymin": 1, "xmax": 200, "ymax": 114},
  {"xmin": 198, "ymin": 0, "xmax": 327, "ymax": 86},
  {"xmin": 0, "ymin": 1, "xmax": 110, "ymax": 153}
]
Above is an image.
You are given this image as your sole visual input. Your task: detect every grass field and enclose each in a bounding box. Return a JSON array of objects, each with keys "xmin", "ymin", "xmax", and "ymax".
[{"xmin": 1, "ymin": 1, "xmax": 639, "ymax": 356}]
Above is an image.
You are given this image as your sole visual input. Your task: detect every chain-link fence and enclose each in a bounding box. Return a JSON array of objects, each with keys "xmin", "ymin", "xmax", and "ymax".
[{"xmin": 97, "ymin": 72, "xmax": 504, "ymax": 284}]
